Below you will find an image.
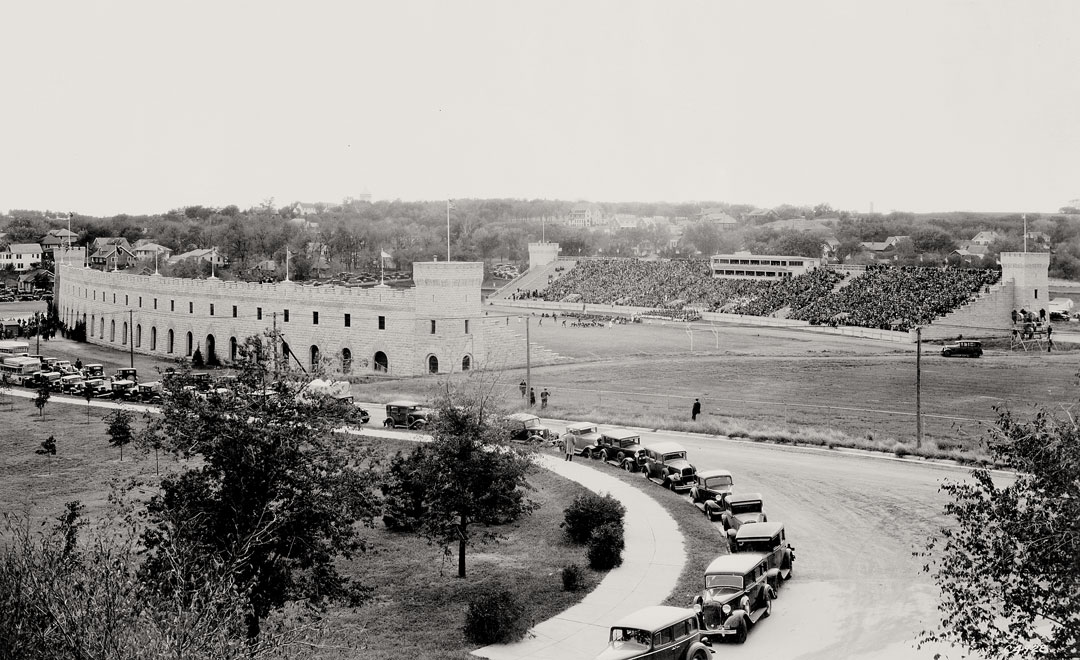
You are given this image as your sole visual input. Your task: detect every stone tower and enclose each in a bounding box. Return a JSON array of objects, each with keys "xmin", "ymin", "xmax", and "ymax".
[
  {"xmin": 1000, "ymin": 251, "xmax": 1050, "ymax": 312},
  {"xmin": 528, "ymin": 242, "xmax": 560, "ymax": 270}
]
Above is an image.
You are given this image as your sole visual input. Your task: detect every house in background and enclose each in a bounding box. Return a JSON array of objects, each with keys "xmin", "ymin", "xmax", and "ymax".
[
  {"xmin": 970, "ymin": 231, "xmax": 1002, "ymax": 246},
  {"xmin": 169, "ymin": 247, "xmax": 229, "ymax": 268},
  {"xmin": 18, "ymin": 268, "xmax": 54, "ymax": 293},
  {"xmin": 567, "ymin": 203, "xmax": 603, "ymax": 228},
  {"xmin": 0, "ymin": 243, "xmax": 45, "ymax": 271},
  {"xmin": 89, "ymin": 238, "xmax": 137, "ymax": 270},
  {"xmin": 698, "ymin": 208, "xmax": 739, "ymax": 228},
  {"xmin": 39, "ymin": 228, "xmax": 79, "ymax": 249},
  {"xmin": 133, "ymin": 241, "xmax": 173, "ymax": 261}
]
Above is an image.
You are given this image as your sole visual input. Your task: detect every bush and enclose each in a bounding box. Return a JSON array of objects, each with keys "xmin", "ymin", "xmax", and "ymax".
[
  {"xmin": 561, "ymin": 563, "xmax": 585, "ymax": 592},
  {"xmin": 587, "ymin": 522, "xmax": 625, "ymax": 571},
  {"xmin": 379, "ymin": 448, "xmax": 429, "ymax": 531},
  {"xmin": 562, "ymin": 492, "xmax": 626, "ymax": 544},
  {"xmin": 191, "ymin": 347, "xmax": 205, "ymax": 368},
  {"xmin": 462, "ymin": 583, "xmax": 527, "ymax": 644}
]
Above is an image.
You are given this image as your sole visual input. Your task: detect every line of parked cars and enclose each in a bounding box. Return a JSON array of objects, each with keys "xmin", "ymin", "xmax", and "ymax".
[{"xmin": 1, "ymin": 355, "xmax": 166, "ymax": 403}]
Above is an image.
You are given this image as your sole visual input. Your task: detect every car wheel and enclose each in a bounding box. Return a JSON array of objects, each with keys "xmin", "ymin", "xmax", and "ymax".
[
  {"xmin": 733, "ymin": 620, "xmax": 748, "ymax": 644},
  {"xmin": 383, "ymin": 419, "xmax": 393, "ymax": 428},
  {"xmin": 599, "ymin": 449, "xmax": 608, "ymax": 462},
  {"xmin": 942, "ymin": 350, "xmax": 952, "ymax": 357},
  {"xmin": 691, "ymin": 650, "xmax": 708, "ymax": 660}
]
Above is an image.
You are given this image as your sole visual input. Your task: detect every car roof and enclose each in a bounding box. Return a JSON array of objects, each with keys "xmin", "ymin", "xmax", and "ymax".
[
  {"xmin": 507, "ymin": 412, "xmax": 540, "ymax": 422},
  {"xmin": 601, "ymin": 428, "xmax": 640, "ymax": 440},
  {"xmin": 387, "ymin": 400, "xmax": 422, "ymax": 407},
  {"xmin": 728, "ymin": 492, "xmax": 764, "ymax": 503},
  {"xmin": 645, "ymin": 441, "xmax": 686, "ymax": 454},
  {"xmin": 735, "ymin": 521, "xmax": 785, "ymax": 540},
  {"xmin": 705, "ymin": 553, "xmax": 767, "ymax": 575},
  {"xmin": 610, "ymin": 605, "xmax": 697, "ymax": 631},
  {"xmin": 566, "ymin": 421, "xmax": 598, "ymax": 430},
  {"xmin": 697, "ymin": 468, "xmax": 733, "ymax": 479}
]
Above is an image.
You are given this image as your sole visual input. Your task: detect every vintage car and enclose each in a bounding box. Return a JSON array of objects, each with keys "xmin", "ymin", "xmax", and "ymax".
[
  {"xmin": 111, "ymin": 379, "xmax": 138, "ymax": 400},
  {"xmin": 596, "ymin": 428, "xmax": 641, "ymax": 465},
  {"xmin": 595, "ymin": 605, "xmax": 712, "ymax": 660},
  {"xmin": 563, "ymin": 421, "xmax": 603, "ymax": 456},
  {"xmin": 690, "ymin": 469, "xmax": 735, "ymax": 520},
  {"xmin": 34, "ymin": 370, "xmax": 63, "ymax": 391},
  {"xmin": 383, "ymin": 400, "xmax": 433, "ymax": 429},
  {"xmin": 722, "ymin": 492, "xmax": 768, "ymax": 534},
  {"xmin": 731, "ymin": 522, "xmax": 795, "ymax": 590},
  {"xmin": 113, "ymin": 367, "xmax": 138, "ymax": 382},
  {"xmin": 506, "ymin": 412, "xmax": 560, "ymax": 445},
  {"xmin": 54, "ymin": 360, "xmax": 78, "ymax": 376},
  {"xmin": 693, "ymin": 553, "xmax": 773, "ymax": 644},
  {"xmin": 59, "ymin": 374, "xmax": 85, "ymax": 394},
  {"xmin": 81, "ymin": 363, "xmax": 105, "ymax": 379},
  {"xmin": 137, "ymin": 380, "xmax": 163, "ymax": 403},
  {"xmin": 640, "ymin": 442, "xmax": 697, "ymax": 492},
  {"xmin": 940, "ymin": 340, "xmax": 983, "ymax": 358}
]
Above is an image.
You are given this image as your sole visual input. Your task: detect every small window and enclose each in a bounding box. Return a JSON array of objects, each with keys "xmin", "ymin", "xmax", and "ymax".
[
  {"xmin": 344, "ymin": 313, "xmax": 351, "ymax": 327},
  {"xmin": 232, "ymin": 305, "xmax": 237, "ymax": 318},
  {"xmin": 378, "ymin": 315, "xmax": 385, "ymax": 330},
  {"xmin": 284, "ymin": 309, "xmax": 290, "ymax": 322},
  {"xmin": 257, "ymin": 307, "xmax": 263, "ymax": 320},
  {"xmin": 464, "ymin": 319, "xmax": 469, "ymax": 334},
  {"xmin": 312, "ymin": 311, "xmax": 319, "ymax": 325},
  {"xmin": 189, "ymin": 302, "xmax": 193, "ymax": 314},
  {"xmin": 154, "ymin": 298, "xmax": 158, "ymax": 310},
  {"xmin": 430, "ymin": 320, "xmax": 436, "ymax": 334},
  {"xmin": 171, "ymin": 300, "xmax": 175, "ymax": 312},
  {"xmin": 210, "ymin": 304, "xmax": 215, "ymax": 316},
  {"xmin": 125, "ymin": 295, "xmax": 128, "ymax": 305},
  {"xmin": 138, "ymin": 296, "xmax": 142, "ymax": 307}
]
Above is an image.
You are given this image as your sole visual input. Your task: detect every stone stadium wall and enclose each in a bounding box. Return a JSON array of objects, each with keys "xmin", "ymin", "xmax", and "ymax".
[{"xmin": 56, "ymin": 263, "xmax": 527, "ymax": 377}]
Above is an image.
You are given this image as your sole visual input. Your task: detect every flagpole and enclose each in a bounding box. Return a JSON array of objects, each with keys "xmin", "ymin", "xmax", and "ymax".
[
  {"xmin": 446, "ymin": 199, "xmax": 451, "ymax": 262},
  {"xmin": 380, "ymin": 247, "xmax": 385, "ymax": 285}
]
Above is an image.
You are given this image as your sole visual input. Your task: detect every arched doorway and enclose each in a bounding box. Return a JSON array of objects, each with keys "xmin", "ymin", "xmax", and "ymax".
[
  {"xmin": 462, "ymin": 355, "xmax": 471, "ymax": 371},
  {"xmin": 151, "ymin": 327, "xmax": 157, "ymax": 351},
  {"xmin": 341, "ymin": 348, "xmax": 352, "ymax": 374},
  {"xmin": 205, "ymin": 335, "xmax": 217, "ymax": 365},
  {"xmin": 186, "ymin": 331, "xmax": 193, "ymax": 357},
  {"xmin": 373, "ymin": 351, "xmax": 388, "ymax": 372},
  {"xmin": 310, "ymin": 345, "xmax": 320, "ymax": 372},
  {"xmin": 167, "ymin": 329, "xmax": 174, "ymax": 353},
  {"xmin": 229, "ymin": 337, "xmax": 238, "ymax": 362},
  {"xmin": 122, "ymin": 322, "xmax": 128, "ymax": 345},
  {"xmin": 110, "ymin": 320, "xmax": 116, "ymax": 342},
  {"xmin": 90, "ymin": 315, "xmax": 95, "ymax": 337},
  {"xmin": 100, "ymin": 317, "xmax": 104, "ymax": 338},
  {"xmin": 427, "ymin": 355, "xmax": 439, "ymax": 374}
]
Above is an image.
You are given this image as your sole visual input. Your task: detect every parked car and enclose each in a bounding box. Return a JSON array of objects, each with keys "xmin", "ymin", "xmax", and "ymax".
[
  {"xmin": 59, "ymin": 374, "xmax": 84, "ymax": 394},
  {"xmin": 111, "ymin": 379, "xmax": 138, "ymax": 400},
  {"xmin": 595, "ymin": 606, "xmax": 711, "ymax": 660},
  {"xmin": 731, "ymin": 521, "xmax": 795, "ymax": 591},
  {"xmin": 596, "ymin": 428, "xmax": 641, "ymax": 465},
  {"xmin": 54, "ymin": 360, "xmax": 78, "ymax": 375},
  {"xmin": 506, "ymin": 412, "xmax": 560, "ymax": 445},
  {"xmin": 563, "ymin": 421, "xmax": 602, "ymax": 456},
  {"xmin": 113, "ymin": 367, "xmax": 138, "ymax": 382},
  {"xmin": 81, "ymin": 363, "xmax": 105, "ymax": 379},
  {"xmin": 137, "ymin": 380, "xmax": 163, "ymax": 403},
  {"xmin": 1050, "ymin": 310, "xmax": 1070, "ymax": 322},
  {"xmin": 383, "ymin": 400, "xmax": 432, "ymax": 429},
  {"xmin": 941, "ymin": 340, "xmax": 982, "ymax": 358},
  {"xmin": 690, "ymin": 469, "xmax": 735, "ymax": 520},
  {"xmin": 693, "ymin": 553, "xmax": 773, "ymax": 644},
  {"xmin": 640, "ymin": 442, "xmax": 697, "ymax": 492},
  {"xmin": 722, "ymin": 493, "xmax": 768, "ymax": 533}
]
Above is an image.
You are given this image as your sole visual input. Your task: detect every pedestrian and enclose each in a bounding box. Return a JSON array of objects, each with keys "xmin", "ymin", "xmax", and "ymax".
[
  {"xmin": 75, "ymin": 358, "xmax": 82, "ymax": 371},
  {"xmin": 529, "ymin": 387, "xmax": 536, "ymax": 407},
  {"xmin": 691, "ymin": 398, "xmax": 701, "ymax": 421},
  {"xmin": 1047, "ymin": 324, "xmax": 1053, "ymax": 352},
  {"xmin": 564, "ymin": 433, "xmax": 575, "ymax": 461},
  {"xmin": 540, "ymin": 388, "xmax": 549, "ymax": 409},
  {"xmin": 519, "ymin": 380, "xmax": 527, "ymax": 398}
]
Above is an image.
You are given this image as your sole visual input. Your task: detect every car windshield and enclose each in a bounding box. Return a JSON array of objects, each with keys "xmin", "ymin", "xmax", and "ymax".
[
  {"xmin": 737, "ymin": 539, "xmax": 776, "ymax": 553},
  {"xmin": 620, "ymin": 437, "xmax": 640, "ymax": 447},
  {"xmin": 704, "ymin": 475, "xmax": 732, "ymax": 488},
  {"xmin": 730, "ymin": 501, "xmax": 762, "ymax": 514},
  {"xmin": 523, "ymin": 419, "xmax": 542, "ymax": 429},
  {"xmin": 609, "ymin": 627, "xmax": 651, "ymax": 649},
  {"xmin": 662, "ymin": 452, "xmax": 686, "ymax": 461},
  {"xmin": 572, "ymin": 426, "xmax": 597, "ymax": 435},
  {"xmin": 705, "ymin": 573, "xmax": 743, "ymax": 590}
]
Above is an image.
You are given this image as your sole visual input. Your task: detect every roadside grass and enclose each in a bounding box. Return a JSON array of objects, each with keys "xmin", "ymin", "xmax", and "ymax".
[{"xmin": 327, "ymin": 439, "xmax": 602, "ymax": 660}]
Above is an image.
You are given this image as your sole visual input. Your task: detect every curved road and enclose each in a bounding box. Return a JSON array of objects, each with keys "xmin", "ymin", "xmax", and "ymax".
[{"xmin": 562, "ymin": 424, "xmax": 993, "ymax": 660}]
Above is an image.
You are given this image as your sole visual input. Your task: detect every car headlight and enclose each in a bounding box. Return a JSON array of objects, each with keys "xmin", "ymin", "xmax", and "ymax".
[{"xmin": 721, "ymin": 604, "xmax": 731, "ymax": 615}]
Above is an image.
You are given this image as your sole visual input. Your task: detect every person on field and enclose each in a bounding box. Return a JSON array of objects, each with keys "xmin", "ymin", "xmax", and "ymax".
[
  {"xmin": 529, "ymin": 387, "xmax": 536, "ymax": 407},
  {"xmin": 564, "ymin": 433, "xmax": 575, "ymax": 461},
  {"xmin": 540, "ymin": 388, "xmax": 549, "ymax": 409},
  {"xmin": 692, "ymin": 398, "xmax": 701, "ymax": 421},
  {"xmin": 519, "ymin": 380, "xmax": 527, "ymax": 398}
]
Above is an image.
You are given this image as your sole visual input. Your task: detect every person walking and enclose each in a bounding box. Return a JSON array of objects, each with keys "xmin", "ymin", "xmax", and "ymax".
[
  {"xmin": 529, "ymin": 387, "xmax": 536, "ymax": 407},
  {"xmin": 564, "ymin": 433, "xmax": 575, "ymax": 461},
  {"xmin": 540, "ymin": 388, "xmax": 549, "ymax": 409},
  {"xmin": 691, "ymin": 398, "xmax": 701, "ymax": 421},
  {"xmin": 1047, "ymin": 324, "xmax": 1054, "ymax": 352},
  {"xmin": 519, "ymin": 380, "xmax": 527, "ymax": 398}
]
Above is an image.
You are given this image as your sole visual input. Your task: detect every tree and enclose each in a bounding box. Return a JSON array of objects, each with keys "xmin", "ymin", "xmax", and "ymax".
[
  {"xmin": 104, "ymin": 408, "xmax": 135, "ymax": 461},
  {"xmin": 35, "ymin": 435, "xmax": 57, "ymax": 474},
  {"xmin": 411, "ymin": 386, "xmax": 537, "ymax": 578},
  {"xmin": 140, "ymin": 334, "xmax": 379, "ymax": 638},
  {"xmin": 34, "ymin": 385, "xmax": 50, "ymax": 417},
  {"xmin": 919, "ymin": 406, "xmax": 1080, "ymax": 659}
]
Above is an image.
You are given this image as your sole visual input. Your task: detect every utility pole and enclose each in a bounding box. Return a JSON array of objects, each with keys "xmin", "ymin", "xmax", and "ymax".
[
  {"xmin": 525, "ymin": 316, "xmax": 531, "ymax": 405},
  {"xmin": 35, "ymin": 312, "xmax": 40, "ymax": 355},
  {"xmin": 129, "ymin": 310, "xmax": 134, "ymax": 368},
  {"xmin": 915, "ymin": 326, "xmax": 922, "ymax": 449},
  {"xmin": 273, "ymin": 312, "xmax": 279, "ymax": 378}
]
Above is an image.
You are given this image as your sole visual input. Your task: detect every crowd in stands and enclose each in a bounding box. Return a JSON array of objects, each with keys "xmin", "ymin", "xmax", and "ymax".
[
  {"xmin": 787, "ymin": 264, "xmax": 1000, "ymax": 331},
  {"xmin": 536, "ymin": 259, "xmax": 1001, "ymax": 332}
]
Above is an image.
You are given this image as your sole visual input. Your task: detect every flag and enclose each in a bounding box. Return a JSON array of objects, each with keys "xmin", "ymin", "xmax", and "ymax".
[
  {"xmin": 380, "ymin": 250, "xmax": 391, "ymax": 259},
  {"xmin": 447, "ymin": 199, "xmax": 455, "ymax": 210}
]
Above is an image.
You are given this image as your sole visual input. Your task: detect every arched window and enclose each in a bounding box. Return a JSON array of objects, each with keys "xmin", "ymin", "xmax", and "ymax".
[
  {"xmin": 462, "ymin": 355, "xmax": 471, "ymax": 371},
  {"xmin": 167, "ymin": 329, "xmax": 174, "ymax": 353},
  {"xmin": 341, "ymin": 348, "xmax": 352, "ymax": 374},
  {"xmin": 229, "ymin": 337, "xmax": 238, "ymax": 362},
  {"xmin": 110, "ymin": 320, "xmax": 116, "ymax": 342},
  {"xmin": 373, "ymin": 351, "xmax": 388, "ymax": 372},
  {"xmin": 100, "ymin": 318, "xmax": 105, "ymax": 338},
  {"xmin": 150, "ymin": 327, "xmax": 157, "ymax": 351},
  {"xmin": 122, "ymin": 321, "xmax": 127, "ymax": 345},
  {"xmin": 135, "ymin": 324, "xmax": 141, "ymax": 348},
  {"xmin": 90, "ymin": 315, "xmax": 95, "ymax": 337},
  {"xmin": 310, "ymin": 345, "xmax": 320, "ymax": 372},
  {"xmin": 186, "ymin": 331, "xmax": 193, "ymax": 356},
  {"xmin": 427, "ymin": 355, "xmax": 439, "ymax": 374}
]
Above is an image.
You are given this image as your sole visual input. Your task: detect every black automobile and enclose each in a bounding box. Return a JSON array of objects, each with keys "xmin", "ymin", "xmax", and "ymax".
[{"xmin": 941, "ymin": 340, "xmax": 982, "ymax": 358}]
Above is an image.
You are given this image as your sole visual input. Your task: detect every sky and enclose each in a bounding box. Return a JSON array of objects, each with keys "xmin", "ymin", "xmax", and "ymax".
[{"xmin": 2, "ymin": 1, "xmax": 1078, "ymax": 217}]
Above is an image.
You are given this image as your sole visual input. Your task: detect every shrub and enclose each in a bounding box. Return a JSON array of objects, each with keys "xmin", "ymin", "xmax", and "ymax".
[
  {"xmin": 587, "ymin": 522, "xmax": 625, "ymax": 571},
  {"xmin": 191, "ymin": 347, "xmax": 205, "ymax": 368},
  {"xmin": 561, "ymin": 563, "xmax": 586, "ymax": 592},
  {"xmin": 562, "ymin": 492, "xmax": 626, "ymax": 544},
  {"xmin": 379, "ymin": 448, "xmax": 429, "ymax": 531},
  {"xmin": 463, "ymin": 583, "xmax": 527, "ymax": 644},
  {"xmin": 892, "ymin": 442, "xmax": 910, "ymax": 458}
]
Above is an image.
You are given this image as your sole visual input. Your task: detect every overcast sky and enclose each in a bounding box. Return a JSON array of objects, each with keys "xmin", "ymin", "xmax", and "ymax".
[{"xmin": 2, "ymin": 1, "xmax": 1077, "ymax": 217}]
